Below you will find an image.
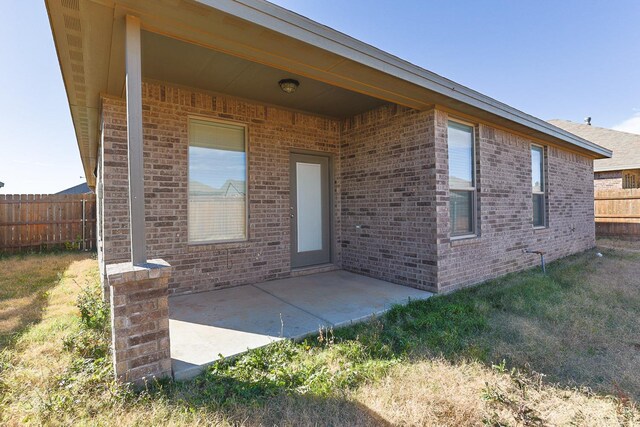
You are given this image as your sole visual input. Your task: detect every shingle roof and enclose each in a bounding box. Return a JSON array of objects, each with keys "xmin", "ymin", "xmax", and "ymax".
[
  {"xmin": 56, "ymin": 182, "xmax": 92, "ymax": 195},
  {"xmin": 548, "ymin": 120, "xmax": 640, "ymax": 172}
]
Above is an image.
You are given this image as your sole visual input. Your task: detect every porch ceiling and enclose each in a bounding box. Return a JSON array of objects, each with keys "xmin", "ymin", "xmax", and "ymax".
[
  {"xmin": 141, "ymin": 31, "xmax": 387, "ymax": 118},
  {"xmin": 46, "ymin": 0, "xmax": 611, "ymax": 187}
]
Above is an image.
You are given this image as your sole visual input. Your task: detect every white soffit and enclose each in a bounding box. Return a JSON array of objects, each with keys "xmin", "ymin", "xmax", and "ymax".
[{"xmin": 141, "ymin": 31, "xmax": 387, "ymax": 118}]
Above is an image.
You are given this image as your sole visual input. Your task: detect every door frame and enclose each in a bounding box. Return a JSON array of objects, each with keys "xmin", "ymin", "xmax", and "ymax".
[{"xmin": 289, "ymin": 149, "xmax": 334, "ymax": 269}]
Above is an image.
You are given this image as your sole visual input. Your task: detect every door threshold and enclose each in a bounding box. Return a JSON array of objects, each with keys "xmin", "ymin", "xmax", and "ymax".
[{"xmin": 290, "ymin": 263, "xmax": 339, "ymax": 276}]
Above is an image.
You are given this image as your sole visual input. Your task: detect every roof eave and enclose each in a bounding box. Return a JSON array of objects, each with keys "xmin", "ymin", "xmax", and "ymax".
[
  {"xmin": 595, "ymin": 165, "xmax": 640, "ymax": 173},
  {"xmin": 191, "ymin": 0, "xmax": 612, "ymax": 158},
  {"xmin": 45, "ymin": 0, "xmax": 98, "ymax": 185},
  {"xmin": 49, "ymin": 0, "xmax": 612, "ymax": 179}
]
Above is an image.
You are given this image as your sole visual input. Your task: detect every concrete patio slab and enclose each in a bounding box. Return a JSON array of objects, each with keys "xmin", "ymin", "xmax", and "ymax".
[
  {"xmin": 255, "ymin": 270, "xmax": 434, "ymax": 327},
  {"xmin": 169, "ymin": 270, "xmax": 432, "ymax": 380},
  {"xmin": 169, "ymin": 284, "xmax": 324, "ymax": 380}
]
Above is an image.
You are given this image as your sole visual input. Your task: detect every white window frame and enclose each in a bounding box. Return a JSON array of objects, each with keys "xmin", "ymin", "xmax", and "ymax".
[
  {"xmin": 448, "ymin": 119, "xmax": 477, "ymax": 239},
  {"xmin": 187, "ymin": 115, "xmax": 249, "ymax": 245},
  {"xmin": 531, "ymin": 143, "xmax": 547, "ymax": 229}
]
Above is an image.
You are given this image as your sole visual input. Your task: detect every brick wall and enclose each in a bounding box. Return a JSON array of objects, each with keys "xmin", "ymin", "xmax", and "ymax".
[
  {"xmin": 108, "ymin": 259, "xmax": 172, "ymax": 384},
  {"xmin": 433, "ymin": 110, "xmax": 595, "ymax": 292},
  {"xmin": 99, "ymin": 81, "xmax": 341, "ymax": 295},
  {"xmin": 340, "ymin": 105, "xmax": 437, "ymax": 291},
  {"xmin": 594, "ymin": 171, "xmax": 622, "ymax": 190},
  {"xmin": 99, "ymin": 81, "xmax": 596, "ymax": 296}
]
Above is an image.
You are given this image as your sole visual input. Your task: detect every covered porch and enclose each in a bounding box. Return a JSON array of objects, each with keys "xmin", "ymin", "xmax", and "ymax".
[
  {"xmin": 47, "ymin": 0, "xmax": 613, "ymax": 386},
  {"xmin": 47, "ymin": 0, "xmax": 439, "ymax": 384},
  {"xmin": 169, "ymin": 270, "xmax": 432, "ymax": 380}
]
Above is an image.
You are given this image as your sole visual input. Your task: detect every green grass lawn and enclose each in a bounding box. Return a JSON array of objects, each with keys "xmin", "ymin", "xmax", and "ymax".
[{"xmin": 1, "ymin": 245, "xmax": 638, "ymax": 426}]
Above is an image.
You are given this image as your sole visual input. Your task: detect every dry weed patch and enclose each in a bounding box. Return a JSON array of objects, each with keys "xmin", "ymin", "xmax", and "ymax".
[{"xmin": 0, "ymin": 252, "xmax": 87, "ymax": 347}]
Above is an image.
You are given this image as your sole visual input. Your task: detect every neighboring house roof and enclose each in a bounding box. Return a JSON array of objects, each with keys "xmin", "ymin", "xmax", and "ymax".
[
  {"xmin": 548, "ymin": 120, "xmax": 640, "ymax": 172},
  {"xmin": 220, "ymin": 179, "xmax": 246, "ymax": 197},
  {"xmin": 189, "ymin": 179, "xmax": 245, "ymax": 197},
  {"xmin": 0, "ymin": 181, "xmax": 4, "ymax": 189},
  {"xmin": 46, "ymin": 0, "xmax": 611, "ymax": 187},
  {"xmin": 190, "ymin": 180, "xmax": 246, "ymax": 197},
  {"xmin": 56, "ymin": 182, "xmax": 93, "ymax": 195},
  {"xmin": 188, "ymin": 181, "xmax": 216, "ymax": 195}
]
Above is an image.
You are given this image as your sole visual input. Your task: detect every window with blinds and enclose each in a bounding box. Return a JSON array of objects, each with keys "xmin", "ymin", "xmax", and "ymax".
[
  {"xmin": 448, "ymin": 120, "xmax": 476, "ymax": 237},
  {"xmin": 531, "ymin": 145, "xmax": 546, "ymax": 227},
  {"xmin": 188, "ymin": 118, "xmax": 247, "ymax": 243}
]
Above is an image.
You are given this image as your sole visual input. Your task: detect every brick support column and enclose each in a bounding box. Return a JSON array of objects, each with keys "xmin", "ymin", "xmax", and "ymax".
[{"xmin": 107, "ymin": 259, "xmax": 172, "ymax": 384}]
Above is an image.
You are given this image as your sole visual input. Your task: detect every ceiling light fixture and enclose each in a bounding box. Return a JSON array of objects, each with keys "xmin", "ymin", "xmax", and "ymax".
[{"xmin": 278, "ymin": 78, "xmax": 299, "ymax": 94}]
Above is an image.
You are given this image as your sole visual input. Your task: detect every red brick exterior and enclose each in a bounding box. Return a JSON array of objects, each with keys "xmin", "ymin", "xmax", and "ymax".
[
  {"xmin": 97, "ymin": 81, "xmax": 595, "ymax": 295},
  {"xmin": 98, "ymin": 82, "xmax": 341, "ymax": 295},
  {"xmin": 108, "ymin": 259, "xmax": 172, "ymax": 384},
  {"xmin": 433, "ymin": 110, "xmax": 595, "ymax": 292},
  {"xmin": 340, "ymin": 105, "xmax": 437, "ymax": 291}
]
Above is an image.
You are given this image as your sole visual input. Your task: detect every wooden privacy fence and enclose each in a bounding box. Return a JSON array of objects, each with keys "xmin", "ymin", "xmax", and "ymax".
[
  {"xmin": 0, "ymin": 194, "xmax": 96, "ymax": 253},
  {"xmin": 595, "ymin": 189, "xmax": 640, "ymax": 237}
]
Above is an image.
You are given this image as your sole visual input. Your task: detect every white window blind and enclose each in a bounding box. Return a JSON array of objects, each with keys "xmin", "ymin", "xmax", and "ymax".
[
  {"xmin": 189, "ymin": 119, "xmax": 245, "ymax": 152},
  {"xmin": 448, "ymin": 121, "xmax": 475, "ymax": 189},
  {"xmin": 188, "ymin": 119, "xmax": 247, "ymax": 243},
  {"xmin": 531, "ymin": 145, "xmax": 546, "ymax": 227},
  {"xmin": 448, "ymin": 121, "xmax": 476, "ymax": 237}
]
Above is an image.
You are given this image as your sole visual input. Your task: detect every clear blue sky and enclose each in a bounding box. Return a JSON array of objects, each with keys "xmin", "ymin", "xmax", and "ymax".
[{"xmin": 1, "ymin": 0, "xmax": 639, "ymax": 194}]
